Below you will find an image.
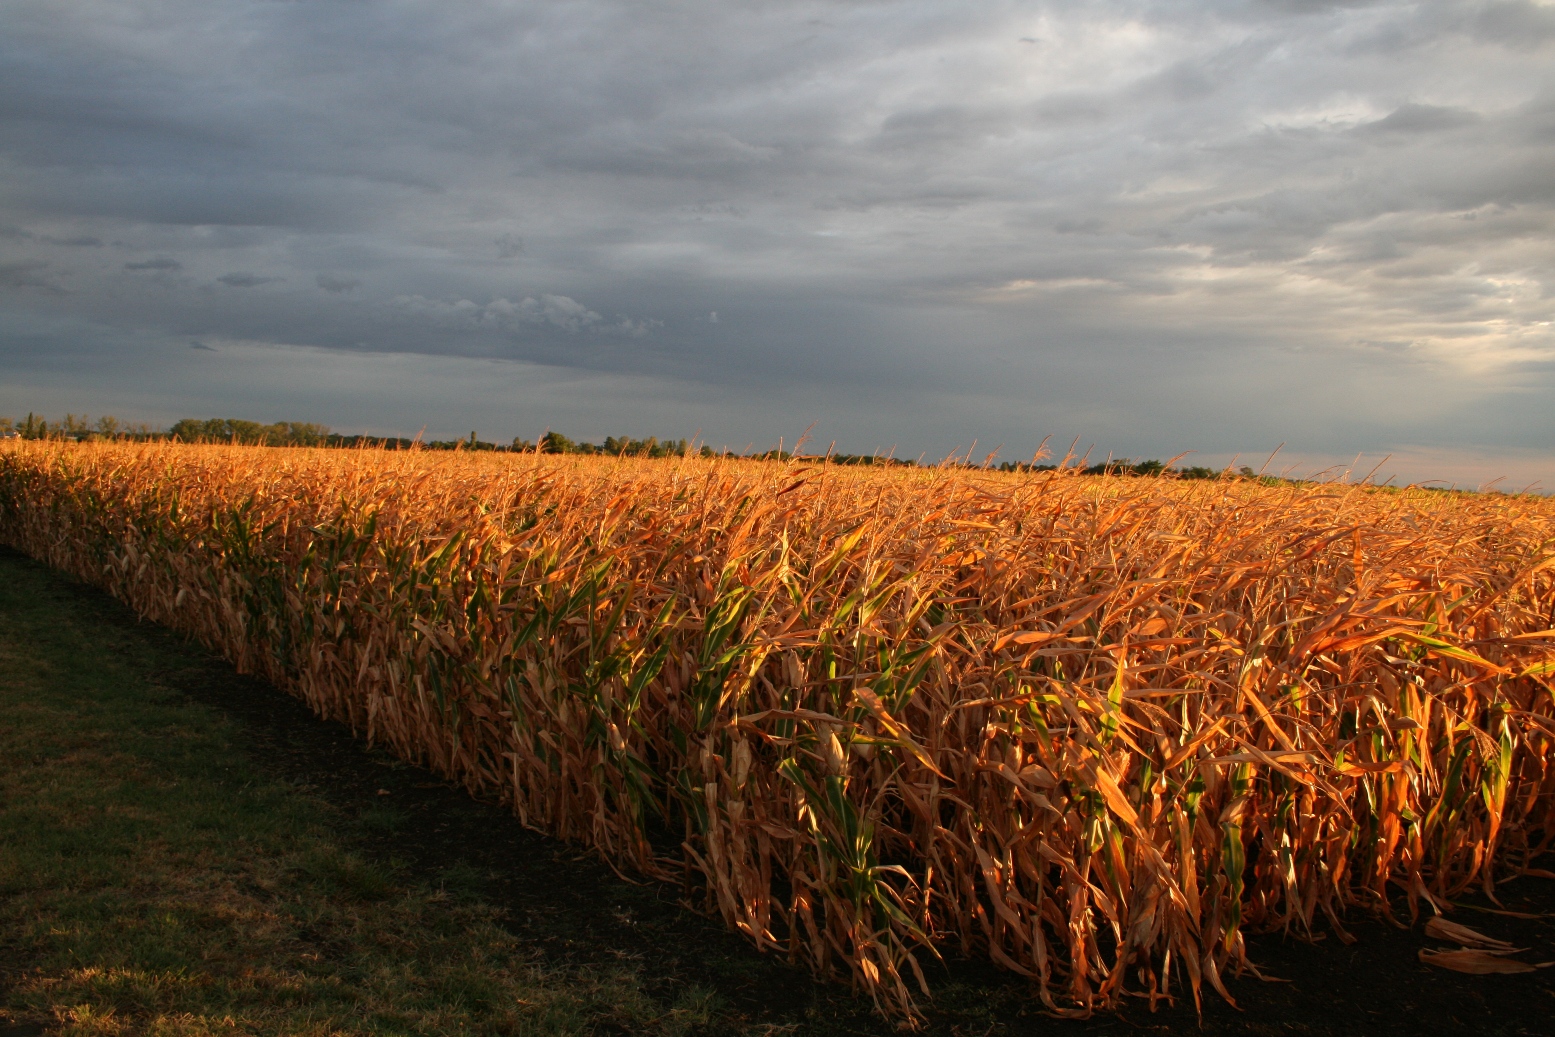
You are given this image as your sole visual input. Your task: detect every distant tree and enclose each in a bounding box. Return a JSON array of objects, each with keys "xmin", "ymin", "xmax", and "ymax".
[
  {"xmin": 170, "ymin": 418, "xmax": 331, "ymax": 446},
  {"xmin": 540, "ymin": 431, "xmax": 576, "ymax": 454},
  {"xmin": 273, "ymin": 421, "xmax": 329, "ymax": 446},
  {"xmin": 57, "ymin": 413, "xmax": 91, "ymax": 438},
  {"xmin": 1175, "ymin": 466, "xmax": 1219, "ymax": 480}
]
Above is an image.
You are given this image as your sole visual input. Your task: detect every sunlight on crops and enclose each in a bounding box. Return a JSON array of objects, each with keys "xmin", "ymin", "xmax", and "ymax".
[{"xmin": 4, "ymin": 440, "xmax": 1555, "ymax": 1021}]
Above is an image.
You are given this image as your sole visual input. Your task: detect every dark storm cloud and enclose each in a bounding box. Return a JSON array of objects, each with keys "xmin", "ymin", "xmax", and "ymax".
[
  {"xmin": 1472, "ymin": 1, "xmax": 1555, "ymax": 48},
  {"xmin": 0, "ymin": 260, "xmax": 63, "ymax": 292},
  {"xmin": 216, "ymin": 273, "xmax": 281, "ymax": 288},
  {"xmin": 124, "ymin": 257, "xmax": 181, "ymax": 272},
  {"xmin": 316, "ymin": 273, "xmax": 359, "ymax": 294},
  {"xmin": 1359, "ymin": 103, "xmax": 1482, "ymax": 135},
  {"xmin": 1, "ymin": 0, "xmax": 1553, "ymax": 481}
]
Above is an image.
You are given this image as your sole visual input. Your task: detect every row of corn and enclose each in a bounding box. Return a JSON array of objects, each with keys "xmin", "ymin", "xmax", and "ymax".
[{"xmin": 3, "ymin": 439, "xmax": 1554, "ymax": 1020}]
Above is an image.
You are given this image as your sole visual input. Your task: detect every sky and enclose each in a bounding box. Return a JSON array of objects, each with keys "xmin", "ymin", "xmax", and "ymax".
[{"xmin": 2, "ymin": 0, "xmax": 1553, "ymax": 487}]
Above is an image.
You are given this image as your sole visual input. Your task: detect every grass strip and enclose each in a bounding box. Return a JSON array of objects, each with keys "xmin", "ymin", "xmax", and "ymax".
[{"xmin": 0, "ymin": 550, "xmax": 718, "ymax": 1037}]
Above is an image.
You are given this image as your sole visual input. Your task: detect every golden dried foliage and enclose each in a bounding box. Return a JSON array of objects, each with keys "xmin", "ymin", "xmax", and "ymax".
[{"xmin": 4, "ymin": 440, "xmax": 1555, "ymax": 1021}]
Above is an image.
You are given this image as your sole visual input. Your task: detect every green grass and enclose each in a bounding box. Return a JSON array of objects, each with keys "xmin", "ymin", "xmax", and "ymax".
[{"xmin": 0, "ymin": 554, "xmax": 719, "ymax": 1037}]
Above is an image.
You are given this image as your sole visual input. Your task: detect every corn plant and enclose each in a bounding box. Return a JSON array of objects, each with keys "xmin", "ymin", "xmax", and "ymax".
[{"xmin": 2, "ymin": 439, "xmax": 1554, "ymax": 1022}]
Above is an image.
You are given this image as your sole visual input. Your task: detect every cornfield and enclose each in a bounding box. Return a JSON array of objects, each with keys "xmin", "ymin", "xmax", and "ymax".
[{"xmin": 4, "ymin": 439, "xmax": 1555, "ymax": 1021}]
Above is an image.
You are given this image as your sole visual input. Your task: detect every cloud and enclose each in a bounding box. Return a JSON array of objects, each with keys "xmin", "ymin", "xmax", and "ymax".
[
  {"xmin": 189, "ymin": 340, "xmax": 215, "ymax": 351},
  {"xmin": 124, "ymin": 257, "xmax": 181, "ymax": 272},
  {"xmin": 2, "ymin": 0, "xmax": 1554, "ymax": 483},
  {"xmin": 316, "ymin": 273, "xmax": 359, "ymax": 293},
  {"xmin": 216, "ymin": 272, "xmax": 282, "ymax": 288},
  {"xmin": 521, "ymin": 294, "xmax": 601, "ymax": 334},
  {"xmin": 597, "ymin": 315, "xmax": 660, "ymax": 338},
  {"xmin": 396, "ymin": 292, "xmax": 635, "ymax": 336},
  {"xmin": 0, "ymin": 260, "xmax": 63, "ymax": 292},
  {"xmin": 1472, "ymin": 1, "xmax": 1555, "ymax": 50},
  {"xmin": 1359, "ymin": 103, "xmax": 1481, "ymax": 135}
]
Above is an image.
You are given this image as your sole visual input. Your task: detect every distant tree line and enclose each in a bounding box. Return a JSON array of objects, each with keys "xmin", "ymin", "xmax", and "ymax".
[
  {"xmin": 994, "ymin": 458, "xmax": 1258, "ymax": 480},
  {"xmin": 0, "ymin": 413, "xmax": 1272, "ymax": 479},
  {"xmin": 6, "ymin": 412, "xmax": 1460, "ymax": 490},
  {"xmin": 0, "ymin": 413, "xmax": 707, "ymax": 457},
  {"xmin": 821, "ymin": 453, "xmax": 917, "ymax": 467},
  {"xmin": 168, "ymin": 418, "xmax": 333, "ymax": 446},
  {"xmin": 1, "ymin": 413, "xmax": 164, "ymax": 440},
  {"xmin": 537, "ymin": 432, "xmax": 692, "ymax": 458}
]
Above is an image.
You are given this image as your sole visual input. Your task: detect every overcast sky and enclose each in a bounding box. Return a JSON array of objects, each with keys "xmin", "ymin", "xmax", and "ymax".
[{"xmin": 2, "ymin": 1, "xmax": 1553, "ymax": 485}]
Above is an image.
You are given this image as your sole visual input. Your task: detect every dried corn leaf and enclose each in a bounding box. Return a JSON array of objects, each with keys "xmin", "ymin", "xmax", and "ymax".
[
  {"xmin": 1424, "ymin": 916, "xmax": 1514, "ymax": 950},
  {"xmin": 1419, "ymin": 948, "xmax": 1536, "ymax": 974}
]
